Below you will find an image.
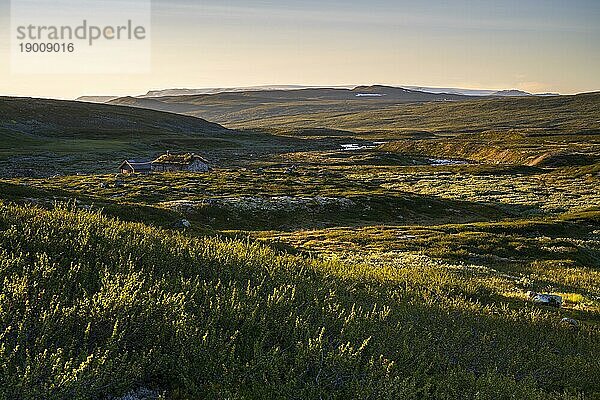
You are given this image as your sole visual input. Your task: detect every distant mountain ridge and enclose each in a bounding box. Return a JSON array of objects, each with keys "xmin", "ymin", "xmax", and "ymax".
[
  {"xmin": 77, "ymin": 96, "xmax": 119, "ymax": 103},
  {"xmin": 490, "ymin": 89, "xmax": 532, "ymax": 97},
  {"xmin": 142, "ymin": 85, "xmax": 355, "ymax": 97},
  {"xmin": 138, "ymin": 85, "xmax": 536, "ymax": 99},
  {"xmin": 109, "ymin": 85, "xmax": 471, "ymax": 106},
  {"xmin": 100, "ymin": 85, "xmax": 572, "ymax": 127},
  {"xmin": 105, "ymin": 86, "xmax": 474, "ymax": 124},
  {"xmin": 77, "ymin": 84, "xmax": 558, "ymax": 102}
]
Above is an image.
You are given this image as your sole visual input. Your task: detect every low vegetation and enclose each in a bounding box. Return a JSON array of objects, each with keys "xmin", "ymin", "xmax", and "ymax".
[
  {"xmin": 0, "ymin": 202, "xmax": 599, "ymax": 399},
  {"xmin": 0, "ymin": 90, "xmax": 599, "ymax": 398}
]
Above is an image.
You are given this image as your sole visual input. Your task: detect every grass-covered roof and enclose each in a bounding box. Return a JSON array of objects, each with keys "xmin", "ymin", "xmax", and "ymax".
[{"xmin": 152, "ymin": 152, "xmax": 208, "ymax": 165}]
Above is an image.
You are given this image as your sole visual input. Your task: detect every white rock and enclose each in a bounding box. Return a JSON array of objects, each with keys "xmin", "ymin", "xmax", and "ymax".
[
  {"xmin": 560, "ymin": 317, "xmax": 579, "ymax": 328},
  {"xmin": 529, "ymin": 292, "xmax": 562, "ymax": 307},
  {"xmin": 115, "ymin": 387, "xmax": 160, "ymax": 400}
]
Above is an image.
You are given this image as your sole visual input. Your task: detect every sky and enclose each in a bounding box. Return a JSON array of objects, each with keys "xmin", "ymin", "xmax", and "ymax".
[{"xmin": 0, "ymin": 0, "xmax": 599, "ymax": 99}]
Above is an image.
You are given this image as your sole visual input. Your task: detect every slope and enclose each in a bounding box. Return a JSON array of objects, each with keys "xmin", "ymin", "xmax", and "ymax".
[
  {"xmin": 0, "ymin": 201, "xmax": 598, "ymax": 399},
  {"xmin": 0, "ymin": 97, "xmax": 299, "ymax": 177}
]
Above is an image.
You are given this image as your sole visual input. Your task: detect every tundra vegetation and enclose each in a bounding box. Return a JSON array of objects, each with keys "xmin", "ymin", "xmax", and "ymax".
[{"xmin": 0, "ymin": 91, "xmax": 599, "ymax": 399}]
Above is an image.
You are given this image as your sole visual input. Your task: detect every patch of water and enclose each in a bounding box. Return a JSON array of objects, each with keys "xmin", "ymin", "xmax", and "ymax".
[
  {"xmin": 355, "ymin": 93, "xmax": 385, "ymax": 97},
  {"xmin": 340, "ymin": 141, "xmax": 387, "ymax": 151},
  {"xmin": 429, "ymin": 158, "xmax": 469, "ymax": 166},
  {"xmin": 340, "ymin": 143, "xmax": 375, "ymax": 151}
]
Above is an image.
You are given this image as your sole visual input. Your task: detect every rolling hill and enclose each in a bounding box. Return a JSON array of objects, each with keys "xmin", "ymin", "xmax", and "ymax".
[
  {"xmin": 104, "ymin": 86, "xmax": 583, "ymax": 130},
  {"xmin": 3, "ymin": 91, "xmax": 598, "ymax": 177},
  {"xmin": 233, "ymin": 92, "xmax": 600, "ymax": 135},
  {"xmin": 0, "ymin": 96, "xmax": 227, "ymax": 138},
  {"xmin": 0, "ymin": 97, "xmax": 301, "ymax": 177}
]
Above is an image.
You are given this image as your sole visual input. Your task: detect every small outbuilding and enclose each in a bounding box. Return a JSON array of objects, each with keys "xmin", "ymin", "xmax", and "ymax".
[
  {"xmin": 151, "ymin": 152, "xmax": 210, "ymax": 173},
  {"xmin": 119, "ymin": 160, "xmax": 152, "ymax": 174}
]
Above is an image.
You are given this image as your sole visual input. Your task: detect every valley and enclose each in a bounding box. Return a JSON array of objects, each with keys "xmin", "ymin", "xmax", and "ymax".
[{"xmin": 0, "ymin": 88, "xmax": 599, "ymax": 399}]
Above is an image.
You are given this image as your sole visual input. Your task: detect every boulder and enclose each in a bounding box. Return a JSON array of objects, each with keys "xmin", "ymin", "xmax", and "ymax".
[
  {"xmin": 527, "ymin": 291, "xmax": 562, "ymax": 307},
  {"xmin": 115, "ymin": 387, "xmax": 160, "ymax": 400},
  {"xmin": 560, "ymin": 317, "xmax": 579, "ymax": 328},
  {"xmin": 284, "ymin": 165, "xmax": 298, "ymax": 175},
  {"xmin": 174, "ymin": 219, "xmax": 191, "ymax": 229}
]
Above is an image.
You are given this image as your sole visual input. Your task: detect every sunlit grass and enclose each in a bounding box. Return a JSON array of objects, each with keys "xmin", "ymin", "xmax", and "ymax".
[{"xmin": 0, "ymin": 202, "xmax": 598, "ymax": 399}]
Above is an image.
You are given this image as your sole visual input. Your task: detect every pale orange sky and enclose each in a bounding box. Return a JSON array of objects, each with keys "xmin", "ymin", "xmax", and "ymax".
[{"xmin": 1, "ymin": 0, "xmax": 599, "ymax": 99}]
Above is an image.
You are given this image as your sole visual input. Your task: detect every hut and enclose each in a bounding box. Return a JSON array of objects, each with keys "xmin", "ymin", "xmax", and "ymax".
[
  {"xmin": 151, "ymin": 152, "xmax": 210, "ymax": 172},
  {"xmin": 119, "ymin": 160, "xmax": 152, "ymax": 174}
]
